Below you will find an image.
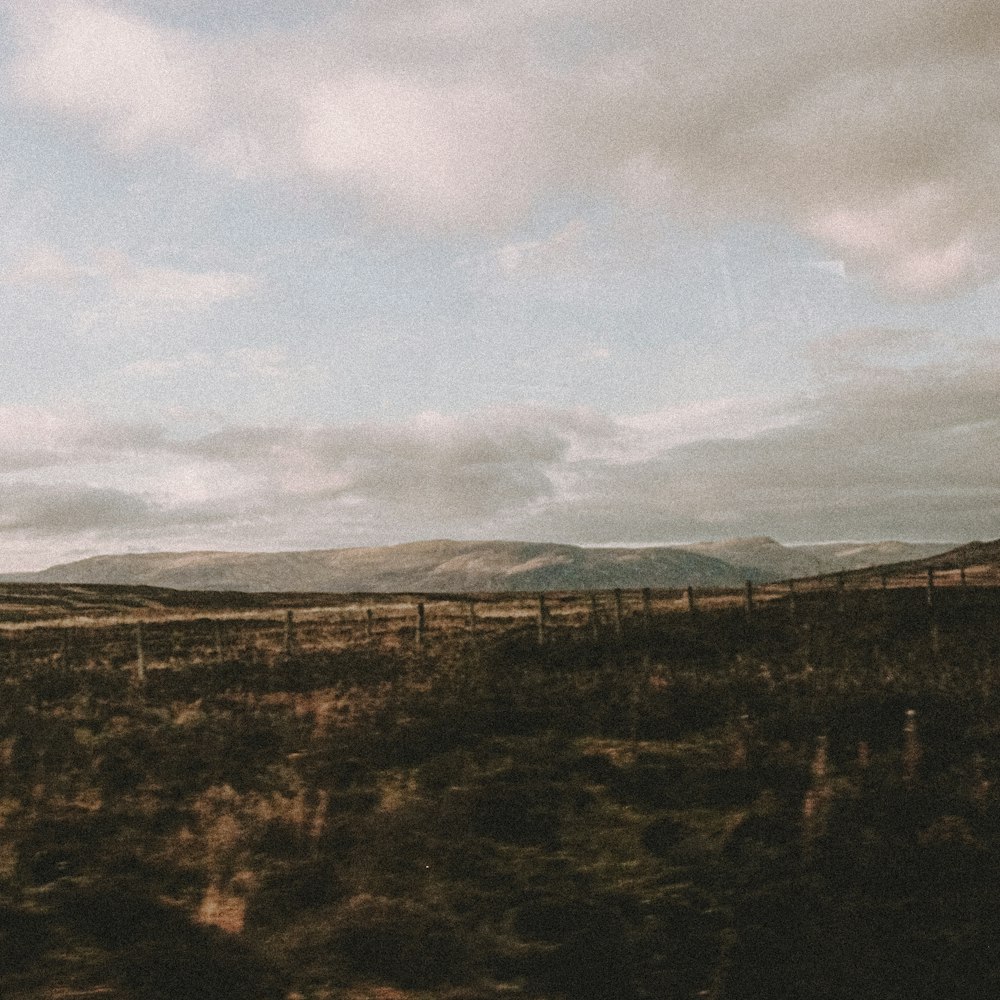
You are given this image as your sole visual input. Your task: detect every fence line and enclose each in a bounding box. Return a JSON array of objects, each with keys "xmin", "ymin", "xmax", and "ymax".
[{"xmin": 0, "ymin": 573, "xmax": 995, "ymax": 675}]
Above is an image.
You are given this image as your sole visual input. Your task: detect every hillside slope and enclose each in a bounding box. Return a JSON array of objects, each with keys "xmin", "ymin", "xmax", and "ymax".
[
  {"xmin": 676, "ymin": 537, "xmax": 955, "ymax": 580},
  {"xmin": 837, "ymin": 537, "xmax": 1000, "ymax": 585},
  {"xmin": 1, "ymin": 537, "xmax": 964, "ymax": 593},
  {"xmin": 4, "ymin": 540, "xmax": 745, "ymax": 593}
]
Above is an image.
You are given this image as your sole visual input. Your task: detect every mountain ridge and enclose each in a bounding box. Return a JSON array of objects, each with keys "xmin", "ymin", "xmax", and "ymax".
[{"xmin": 0, "ymin": 537, "xmax": 959, "ymax": 593}]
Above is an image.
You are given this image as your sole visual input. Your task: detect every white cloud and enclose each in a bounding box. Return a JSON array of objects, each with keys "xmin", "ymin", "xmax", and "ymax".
[
  {"xmin": 0, "ymin": 405, "xmax": 165, "ymax": 470},
  {"xmin": 623, "ymin": 396, "xmax": 800, "ymax": 458},
  {"xmin": 93, "ymin": 250, "xmax": 260, "ymax": 308},
  {"xmin": 808, "ymin": 189, "xmax": 990, "ymax": 298},
  {"xmin": 297, "ymin": 73, "xmax": 537, "ymax": 227},
  {"xmin": 10, "ymin": 1, "xmax": 213, "ymax": 149},
  {"xmin": 12, "ymin": 2, "xmax": 1000, "ymax": 292},
  {"xmin": 0, "ymin": 245, "xmax": 79, "ymax": 287},
  {"xmin": 496, "ymin": 221, "xmax": 590, "ymax": 276},
  {"xmin": 121, "ymin": 346, "xmax": 325, "ymax": 385},
  {"xmin": 1, "ymin": 245, "xmax": 259, "ymax": 329},
  {"xmin": 122, "ymin": 353, "xmax": 214, "ymax": 378},
  {"xmin": 805, "ymin": 260, "xmax": 847, "ymax": 280},
  {"xmin": 229, "ymin": 347, "xmax": 296, "ymax": 379}
]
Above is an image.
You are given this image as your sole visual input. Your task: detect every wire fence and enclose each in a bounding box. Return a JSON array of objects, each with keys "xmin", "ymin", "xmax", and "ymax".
[{"xmin": 0, "ymin": 567, "xmax": 996, "ymax": 675}]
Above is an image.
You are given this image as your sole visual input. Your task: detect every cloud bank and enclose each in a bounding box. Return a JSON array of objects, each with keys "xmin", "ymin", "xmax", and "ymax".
[
  {"xmin": 6, "ymin": 0, "xmax": 1000, "ymax": 293},
  {"xmin": 0, "ymin": 330, "xmax": 995, "ymax": 569}
]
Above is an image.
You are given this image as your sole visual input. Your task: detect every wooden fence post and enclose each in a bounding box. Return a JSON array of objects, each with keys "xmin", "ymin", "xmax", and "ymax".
[
  {"xmin": 744, "ymin": 579, "xmax": 754, "ymax": 618},
  {"xmin": 537, "ymin": 593, "xmax": 547, "ymax": 646},
  {"xmin": 214, "ymin": 621, "xmax": 224, "ymax": 663},
  {"xmin": 903, "ymin": 708, "xmax": 921, "ymax": 784},
  {"xmin": 416, "ymin": 602, "xmax": 426, "ymax": 649},
  {"xmin": 641, "ymin": 588, "xmax": 652, "ymax": 645},
  {"xmin": 613, "ymin": 589, "xmax": 624, "ymax": 638},
  {"xmin": 629, "ymin": 666, "xmax": 642, "ymax": 744},
  {"xmin": 284, "ymin": 610, "xmax": 295, "ymax": 657},
  {"xmin": 926, "ymin": 567, "xmax": 940, "ymax": 658},
  {"xmin": 686, "ymin": 585, "xmax": 698, "ymax": 619},
  {"xmin": 135, "ymin": 623, "xmax": 146, "ymax": 683},
  {"xmin": 788, "ymin": 579, "xmax": 798, "ymax": 624},
  {"xmin": 589, "ymin": 593, "xmax": 600, "ymax": 641},
  {"xmin": 836, "ymin": 573, "xmax": 845, "ymax": 615},
  {"xmin": 365, "ymin": 608, "xmax": 375, "ymax": 640}
]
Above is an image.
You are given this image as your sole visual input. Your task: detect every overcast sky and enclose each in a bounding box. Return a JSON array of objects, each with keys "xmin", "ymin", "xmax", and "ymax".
[{"xmin": 0, "ymin": 0, "xmax": 998, "ymax": 569}]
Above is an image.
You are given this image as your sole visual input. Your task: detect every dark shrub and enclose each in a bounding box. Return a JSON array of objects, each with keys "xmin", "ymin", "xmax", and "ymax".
[
  {"xmin": 641, "ymin": 815, "xmax": 689, "ymax": 857},
  {"xmin": 0, "ymin": 904, "xmax": 50, "ymax": 972},
  {"xmin": 515, "ymin": 897, "xmax": 632, "ymax": 1000},
  {"xmin": 246, "ymin": 859, "xmax": 346, "ymax": 928},
  {"xmin": 330, "ymin": 894, "xmax": 467, "ymax": 988},
  {"xmin": 467, "ymin": 785, "xmax": 560, "ymax": 847}
]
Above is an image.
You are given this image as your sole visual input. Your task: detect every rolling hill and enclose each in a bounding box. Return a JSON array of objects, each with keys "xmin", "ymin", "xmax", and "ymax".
[
  {"xmin": 675, "ymin": 537, "xmax": 956, "ymax": 581},
  {"xmin": 837, "ymin": 537, "xmax": 1000, "ymax": 586},
  {"xmin": 1, "ymin": 540, "xmax": 745, "ymax": 592},
  {"xmin": 0, "ymin": 537, "xmax": 961, "ymax": 593}
]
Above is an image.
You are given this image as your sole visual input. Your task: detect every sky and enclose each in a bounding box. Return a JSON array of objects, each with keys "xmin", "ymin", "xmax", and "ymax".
[{"xmin": 0, "ymin": 0, "xmax": 998, "ymax": 570}]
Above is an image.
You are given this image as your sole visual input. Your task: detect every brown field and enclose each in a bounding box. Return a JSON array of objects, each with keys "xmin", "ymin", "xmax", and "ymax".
[
  {"xmin": 4, "ymin": 568, "xmax": 1000, "ymax": 999},
  {"xmin": 0, "ymin": 557, "xmax": 995, "ymax": 668}
]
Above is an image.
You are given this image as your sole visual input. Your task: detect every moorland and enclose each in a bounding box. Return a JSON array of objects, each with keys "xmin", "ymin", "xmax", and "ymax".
[{"xmin": 1, "ymin": 545, "xmax": 999, "ymax": 999}]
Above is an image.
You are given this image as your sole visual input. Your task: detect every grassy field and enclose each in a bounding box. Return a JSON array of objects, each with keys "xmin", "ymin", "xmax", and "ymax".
[{"xmin": 1, "ymin": 579, "xmax": 999, "ymax": 999}]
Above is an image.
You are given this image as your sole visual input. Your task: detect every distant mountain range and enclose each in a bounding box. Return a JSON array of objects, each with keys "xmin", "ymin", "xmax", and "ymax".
[
  {"xmin": 0, "ymin": 538, "xmax": 959, "ymax": 593},
  {"xmin": 674, "ymin": 537, "xmax": 958, "ymax": 582}
]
